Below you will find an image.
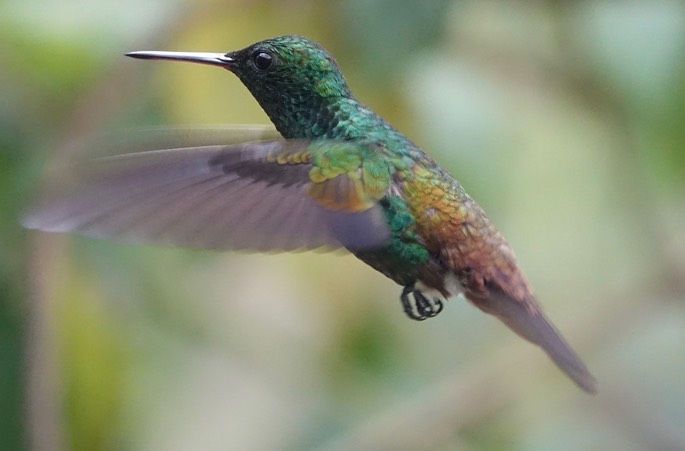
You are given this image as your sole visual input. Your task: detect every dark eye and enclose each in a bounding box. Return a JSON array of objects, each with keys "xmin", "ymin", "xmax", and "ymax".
[{"xmin": 253, "ymin": 51, "xmax": 273, "ymax": 70}]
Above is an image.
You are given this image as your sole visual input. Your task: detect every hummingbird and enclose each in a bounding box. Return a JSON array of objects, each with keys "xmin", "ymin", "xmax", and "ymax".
[{"xmin": 23, "ymin": 35, "xmax": 596, "ymax": 393}]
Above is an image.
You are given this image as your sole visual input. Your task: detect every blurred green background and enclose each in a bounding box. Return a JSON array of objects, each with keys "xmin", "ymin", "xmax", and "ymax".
[{"xmin": 3, "ymin": 0, "xmax": 685, "ymax": 450}]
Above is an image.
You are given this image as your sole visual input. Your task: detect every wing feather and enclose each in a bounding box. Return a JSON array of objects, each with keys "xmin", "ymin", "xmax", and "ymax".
[{"xmin": 23, "ymin": 140, "xmax": 392, "ymax": 251}]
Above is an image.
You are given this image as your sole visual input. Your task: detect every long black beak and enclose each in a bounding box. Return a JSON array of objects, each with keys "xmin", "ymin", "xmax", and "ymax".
[{"xmin": 126, "ymin": 51, "xmax": 235, "ymax": 68}]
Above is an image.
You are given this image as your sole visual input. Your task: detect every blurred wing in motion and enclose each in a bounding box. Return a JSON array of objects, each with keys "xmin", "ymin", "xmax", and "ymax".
[
  {"xmin": 63, "ymin": 125, "xmax": 283, "ymax": 161},
  {"xmin": 106, "ymin": 124, "xmax": 283, "ymax": 154},
  {"xmin": 23, "ymin": 139, "xmax": 393, "ymax": 252}
]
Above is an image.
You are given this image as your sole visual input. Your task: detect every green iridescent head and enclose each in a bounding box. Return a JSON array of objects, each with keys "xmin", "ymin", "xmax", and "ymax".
[{"xmin": 225, "ymin": 35, "xmax": 352, "ymax": 102}]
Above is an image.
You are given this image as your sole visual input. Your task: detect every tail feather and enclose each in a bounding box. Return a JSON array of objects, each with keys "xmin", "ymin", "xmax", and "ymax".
[{"xmin": 477, "ymin": 290, "xmax": 597, "ymax": 394}]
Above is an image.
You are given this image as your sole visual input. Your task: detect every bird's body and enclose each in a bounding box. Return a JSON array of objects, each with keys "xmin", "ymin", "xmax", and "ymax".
[{"xmin": 24, "ymin": 36, "xmax": 596, "ymax": 393}]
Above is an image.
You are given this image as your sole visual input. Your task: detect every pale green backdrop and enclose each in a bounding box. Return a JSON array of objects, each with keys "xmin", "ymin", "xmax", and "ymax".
[{"xmin": 2, "ymin": 1, "xmax": 685, "ymax": 450}]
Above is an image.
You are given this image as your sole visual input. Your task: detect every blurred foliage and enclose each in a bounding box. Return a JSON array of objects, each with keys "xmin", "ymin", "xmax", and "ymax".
[{"xmin": 3, "ymin": 0, "xmax": 685, "ymax": 450}]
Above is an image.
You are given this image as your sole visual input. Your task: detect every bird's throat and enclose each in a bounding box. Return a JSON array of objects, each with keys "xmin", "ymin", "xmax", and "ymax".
[{"xmin": 255, "ymin": 94, "xmax": 343, "ymax": 140}]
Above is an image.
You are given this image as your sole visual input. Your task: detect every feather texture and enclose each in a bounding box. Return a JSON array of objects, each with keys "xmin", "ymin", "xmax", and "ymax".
[{"xmin": 23, "ymin": 140, "xmax": 392, "ymax": 251}]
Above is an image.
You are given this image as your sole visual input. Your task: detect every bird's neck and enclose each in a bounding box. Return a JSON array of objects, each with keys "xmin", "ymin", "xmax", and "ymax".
[{"xmin": 256, "ymin": 94, "xmax": 390, "ymax": 141}]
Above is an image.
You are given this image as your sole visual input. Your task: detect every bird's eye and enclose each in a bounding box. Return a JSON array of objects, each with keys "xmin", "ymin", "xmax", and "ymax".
[{"xmin": 253, "ymin": 51, "xmax": 273, "ymax": 71}]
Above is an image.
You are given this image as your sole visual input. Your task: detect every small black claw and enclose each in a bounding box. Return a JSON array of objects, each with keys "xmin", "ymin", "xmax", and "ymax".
[
  {"xmin": 416, "ymin": 290, "xmax": 443, "ymax": 318},
  {"xmin": 400, "ymin": 286, "xmax": 444, "ymax": 321},
  {"xmin": 401, "ymin": 286, "xmax": 423, "ymax": 320}
]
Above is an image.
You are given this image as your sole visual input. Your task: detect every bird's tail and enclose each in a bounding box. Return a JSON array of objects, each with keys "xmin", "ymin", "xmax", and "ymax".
[{"xmin": 479, "ymin": 291, "xmax": 597, "ymax": 394}]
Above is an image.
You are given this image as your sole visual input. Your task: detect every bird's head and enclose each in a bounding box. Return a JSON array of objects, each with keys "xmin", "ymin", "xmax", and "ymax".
[{"xmin": 226, "ymin": 35, "xmax": 352, "ymax": 102}]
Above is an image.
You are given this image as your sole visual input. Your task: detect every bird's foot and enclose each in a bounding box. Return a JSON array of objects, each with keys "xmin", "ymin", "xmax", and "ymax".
[{"xmin": 400, "ymin": 286, "xmax": 444, "ymax": 321}]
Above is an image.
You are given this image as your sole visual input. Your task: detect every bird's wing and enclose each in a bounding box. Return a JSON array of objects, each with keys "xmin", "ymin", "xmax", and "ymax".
[{"xmin": 22, "ymin": 140, "xmax": 393, "ymax": 251}]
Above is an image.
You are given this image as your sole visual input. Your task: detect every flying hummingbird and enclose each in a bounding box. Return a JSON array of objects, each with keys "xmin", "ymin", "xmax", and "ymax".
[{"xmin": 23, "ymin": 35, "xmax": 596, "ymax": 393}]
